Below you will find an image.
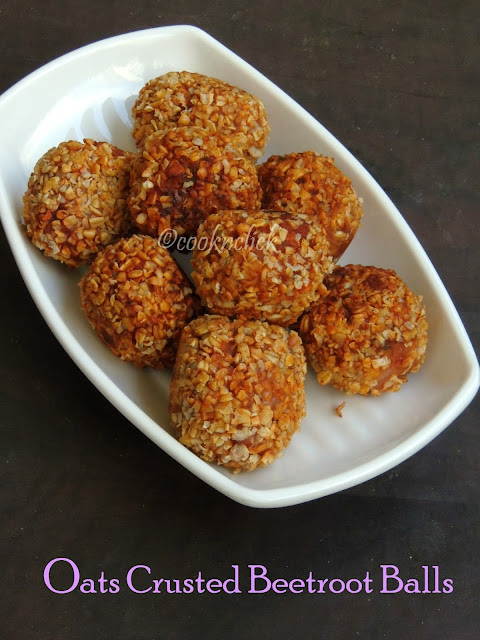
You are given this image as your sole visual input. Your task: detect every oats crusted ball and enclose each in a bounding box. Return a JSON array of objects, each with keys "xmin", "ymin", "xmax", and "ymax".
[
  {"xmin": 299, "ymin": 265, "xmax": 428, "ymax": 395},
  {"xmin": 258, "ymin": 152, "xmax": 363, "ymax": 260},
  {"xmin": 132, "ymin": 71, "xmax": 270, "ymax": 160},
  {"xmin": 23, "ymin": 139, "xmax": 134, "ymax": 267},
  {"xmin": 80, "ymin": 234, "xmax": 200, "ymax": 369},
  {"xmin": 128, "ymin": 126, "xmax": 262, "ymax": 239},
  {"xmin": 170, "ymin": 315, "xmax": 307, "ymax": 472},
  {"xmin": 192, "ymin": 209, "xmax": 334, "ymax": 326}
]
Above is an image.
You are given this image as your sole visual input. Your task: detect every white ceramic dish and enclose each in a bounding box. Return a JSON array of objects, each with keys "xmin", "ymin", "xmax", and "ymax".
[{"xmin": 0, "ymin": 26, "xmax": 478, "ymax": 508}]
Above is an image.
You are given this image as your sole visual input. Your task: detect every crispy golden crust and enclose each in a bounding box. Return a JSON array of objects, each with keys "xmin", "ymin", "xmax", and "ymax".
[
  {"xmin": 191, "ymin": 209, "xmax": 334, "ymax": 326},
  {"xmin": 169, "ymin": 315, "xmax": 306, "ymax": 472},
  {"xmin": 131, "ymin": 71, "xmax": 270, "ymax": 160},
  {"xmin": 258, "ymin": 152, "xmax": 363, "ymax": 260},
  {"xmin": 80, "ymin": 234, "xmax": 200, "ymax": 369},
  {"xmin": 299, "ymin": 264, "xmax": 428, "ymax": 395},
  {"xmin": 23, "ymin": 139, "xmax": 134, "ymax": 267},
  {"xmin": 128, "ymin": 126, "xmax": 262, "ymax": 239}
]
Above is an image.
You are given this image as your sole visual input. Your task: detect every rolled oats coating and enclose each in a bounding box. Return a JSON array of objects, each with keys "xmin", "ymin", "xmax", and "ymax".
[
  {"xmin": 128, "ymin": 126, "xmax": 262, "ymax": 239},
  {"xmin": 192, "ymin": 209, "xmax": 334, "ymax": 326},
  {"xmin": 132, "ymin": 71, "xmax": 270, "ymax": 160},
  {"xmin": 299, "ymin": 264, "xmax": 428, "ymax": 395},
  {"xmin": 80, "ymin": 234, "xmax": 200, "ymax": 369},
  {"xmin": 169, "ymin": 315, "xmax": 307, "ymax": 472},
  {"xmin": 258, "ymin": 152, "xmax": 363, "ymax": 260},
  {"xmin": 23, "ymin": 139, "xmax": 134, "ymax": 267},
  {"xmin": 20, "ymin": 64, "xmax": 433, "ymax": 481}
]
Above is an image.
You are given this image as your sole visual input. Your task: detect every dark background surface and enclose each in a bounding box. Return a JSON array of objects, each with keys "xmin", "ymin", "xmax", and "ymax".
[{"xmin": 1, "ymin": 1, "xmax": 479, "ymax": 638}]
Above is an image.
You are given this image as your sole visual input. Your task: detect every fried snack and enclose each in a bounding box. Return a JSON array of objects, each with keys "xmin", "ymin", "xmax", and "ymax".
[
  {"xmin": 170, "ymin": 315, "xmax": 306, "ymax": 472},
  {"xmin": 132, "ymin": 70, "xmax": 269, "ymax": 160},
  {"xmin": 80, "ymin": 234, "xmax": 200, "ymax": 369},
  {"xmin": 258, "ymin": 152, "xmax": 363, "ymax": 260},
  {"xmin": 192, "ymin": 209, "xmax": 334, "ymax": 326},
  {"xmin": 23, "ymin": 139, "xmax": 134, "ymax": 267},
  {"xmin": 299, "ymin": 265, "xmax": 428, "ymax": 395},
  {"xmin": 128, "ymin": 126, "xmax": 262, "ymax": 239}
]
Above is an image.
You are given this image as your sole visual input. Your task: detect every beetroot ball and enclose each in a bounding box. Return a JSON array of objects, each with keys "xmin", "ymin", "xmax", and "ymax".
[
  {"xmin": 80, "ymin": 234, "xmax": 200, "ymax": 369},
  {"xmin": 258, "ymin": 152, "xmax": 363, "ymax": 260},
  {"xmin": 299, "ymin": 264, "xmax": 428, "ymax": 395},
  {"xmin": 23, "ymin": 139, "xmax": 134, "ymax": 267},
  {"xmin": 128, "ymin": 126, "xmax": 262, "ymax": 239},
  {"xmin": 191, "ymin": 209, "xmax": 334, "ymax": 326},
  {"xmin": 170, "ymin": 314, "xmax": 306, "ymax": 472},
  {"xmin": 132, "ymin": 71, "xmax": 270, "ymax": 160}
]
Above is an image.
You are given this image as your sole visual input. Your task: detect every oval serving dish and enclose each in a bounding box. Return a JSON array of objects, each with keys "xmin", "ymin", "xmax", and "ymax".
[{"xmin": 0, "ymin": 25, "xmax": 478, "ymax": 507}]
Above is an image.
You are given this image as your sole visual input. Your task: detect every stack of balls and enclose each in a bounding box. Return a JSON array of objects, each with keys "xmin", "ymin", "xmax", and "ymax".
[{"xmin": 22, "ymin": 70, "xmax": 428, "ymax": 473}]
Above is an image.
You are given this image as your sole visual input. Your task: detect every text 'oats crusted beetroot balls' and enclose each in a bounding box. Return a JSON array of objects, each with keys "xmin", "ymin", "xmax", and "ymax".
[
  {"xmin": 192, "ymin": 209, "xmax": 334, "ymax": 326},
  {"xmin": 80, "ymin": 234, "xmax": 200, "ymax": 369},
  {"xmin": 169, "ymin": 315, "xmax": 307, "ymax": 472},
  {"xmin": 23, "ymin": 139, "xmax": 134, "ymax": 267},
  {"xmin": 131, "ymin": 71, "xmax": 270, "ymax": 161},
  {"xmin": 299, "ymin": 264, "xmax": 428, "ymax": 395},
  {"xmin": 258, "ymin": 152, "xmax": 363, "ymax": 260},
  {"xmin": 128, "ymin": 126, "xmax": 262, "ymax": 239}
]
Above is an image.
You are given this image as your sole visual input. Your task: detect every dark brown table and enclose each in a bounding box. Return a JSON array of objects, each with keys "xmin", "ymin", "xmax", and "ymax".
[{"xmin": 1, "ymin": 2, "xmax": 479, "ymax": 638}]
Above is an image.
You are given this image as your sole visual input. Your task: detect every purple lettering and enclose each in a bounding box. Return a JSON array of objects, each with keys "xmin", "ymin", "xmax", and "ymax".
[
  {"xmin": 381, "ymin": 565, "xmax": 403, "ymax": 593},
  {"xmin": 329, "ymin": 579, "xmax": 345, "ymax": 594},
  {"xmin": 224, "ymin": 566, "xmax": 241, "ymax": 594},
  {"xmin": 206, "ymin": 579, "xmax": 222, "ymax": 594},
  {"xmin": 43, "ymin": 557, "xmax": 80, "ymax": 594},
  {"xmin": 289, "ymin": 579, "xmax": 305, "ymax": 594},
  {"xmin": 126, "ymin": 565, "xmax": 152, "ymax": 594},
  {"xmin": 249, "ymin": 565, "xmax": 270, "ymax": 593},
  {"xmin": 346, "ymin": 579, "xmax": 363, "ymax": 594},
  {"xmin": 272, "ymin": 578, "xmax": 288, "ymax": 594}
]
